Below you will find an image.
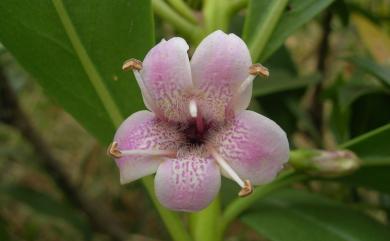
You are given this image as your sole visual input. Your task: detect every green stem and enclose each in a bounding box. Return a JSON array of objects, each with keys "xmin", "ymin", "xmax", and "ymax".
[
  {"xmin": 167, "ymin": 0, "xmax": 198, "ymax": 24},
  {"xmin": 142, "ymin": 176, "xmax": 192, "ymax": 241},
  {"xmin": 228, "ymin": 0, "xmax": 248, "ymax": 14},
  {"xmin": 152, "ymin": 0, "xmax": 202, "ymax": 42},
  {"xmin": 220, "ymin": 171, "xmax": 307, "ymax": 234},
  {"xmin": 248, "ymin": 0, "xmax": 288, "ymax": 61},
  {"xmin": 190, "ymin": 198, "xmax": 221, "ymax": 241},
  {"xmin": 202, "ymin": 0, "xmax": 230, "ymax": 32}
]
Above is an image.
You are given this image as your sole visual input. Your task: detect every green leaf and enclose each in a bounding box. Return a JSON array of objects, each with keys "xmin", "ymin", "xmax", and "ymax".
[
  {"xmin": 262, "ymin": 0, "xmax": 335, "ymax": 60},
  {"xmin": 341, "ymin": 123, "xmax": 390, "ymax": 166},
  {"xmin": 337, "ymin": 124, "xmax": 390, "ymax": 194},
  {"xmin": 253, "ymin": 71, "xmax": 320, "ymax": 97},
  {"xmin": 349, "ymin": 93, "xmax": 390, "ymax": 138},
  {"xmin": 244, "ymin": 0, "xmax": 335, "ymax": 61},
  {"xmin": 2, "ymin": 185, "xmax": 91, "ymax": 239},
  {"xmin": 339, "ymin": 166, "xmax": 390, "ymax": 195},
  {"xmin": 242, "ymin": 189, "xmax": 390, "ymax": 241},
  {"xmin": 338, "ymin": 83, "xmax": 385, "ymax": 111},
  {"xmin": 0, "ymin": 0, "xmax": 154, "ymax": 144},
  {"xmin": 347, "ymin": 57, "xmax": 390, "ymax": 88},
  {"xmin": 351, "ymin": 14, "xmax": 390, "ymax": 64},
  {"xmin": 0, "ymin": 3, "xmax": 194, "ymax": 241}
]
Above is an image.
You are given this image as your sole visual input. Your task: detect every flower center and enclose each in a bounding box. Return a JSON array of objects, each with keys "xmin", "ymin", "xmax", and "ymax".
[{"xmin": 182, "ymin": 119, "xmax": 210, "ymax": 145}]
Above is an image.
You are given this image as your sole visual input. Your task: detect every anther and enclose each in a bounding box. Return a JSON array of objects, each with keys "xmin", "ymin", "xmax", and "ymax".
[
  {"xmin": 249, "ymin": 63, "xmax": 269, "ymax": 77},
  {"xmin": 208, "ymin": 147, "xmax": 254, "ymax": 197},
  {"xmin": 238, "ymin": 64, "xmax": 269, "ymax": 94},
  {"xmin": 238, "ymin": 180, "xmax": 253, "ymax": 197},
  {"xmin": 122, "ymin": 58, "xmax": 156, "ymax": 111},
  {"xmin": 122, "ymin": 58, "xmax": 142, "ymax": 71},
  {"xmin": 189, "ymin": 99, "xmax": 198, "ymax": 118},
  {"xmin": 107, "ymin": 141, "xmax": 122, "ymax": 158}
]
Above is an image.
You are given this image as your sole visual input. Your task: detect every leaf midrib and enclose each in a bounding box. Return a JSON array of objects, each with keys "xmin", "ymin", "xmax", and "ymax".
[{"xmin": 51, "ymin": 0, "xmax": 124, "ymax": 127}]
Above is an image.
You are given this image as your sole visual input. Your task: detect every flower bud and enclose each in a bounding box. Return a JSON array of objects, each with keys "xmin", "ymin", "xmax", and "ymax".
[{"xmin": 290, "ymin": 149, "xmax": 361, "ymax": 177}]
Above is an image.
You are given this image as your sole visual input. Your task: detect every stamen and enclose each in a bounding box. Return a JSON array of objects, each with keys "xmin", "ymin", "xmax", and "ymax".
[
  {"xmin": 208, "ymin": 147, "xmax": 253, "ymax": 197},
  {"xmin": 238, "ymin": 64, "xmax": 269, "ymax": 94},
  {"xmin": 189, "ymin": 99, "xmax": 198, "ymax": 118},
  {"xmin": 107, "ymin": 142, "xmax": 122, "ymax": 158},
  {"xmin": 122, "ymin": 58, "xmax": 156, "ymax": 111},
  {"xmin": 107, "ymin": 141, "xmax": 176, "ymax": 158},
  {"xmin": 249, "ymin": 63, "xmax": 269, "ymax": 77},
  {"xmin": 122, "ymin": 58, "xmax": 142, "ymax": 71}
]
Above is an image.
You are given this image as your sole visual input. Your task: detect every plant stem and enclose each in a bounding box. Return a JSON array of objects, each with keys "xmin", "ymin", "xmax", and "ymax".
[
  {"xmin": 142, "ymin": 177, "xmax": 193, "ymax": 241},
  {"xmin": 203, "ymin": 0, "xmax": 230, "ymax": 32},
  {"xmin": 310, "ymin": 10, "xmax": 333, "ymax": 147},
  {"xmin": 190, "ymin": 198, "xmax": 221, "ymax": 241},
  {"xmin": 228, "ymin": 0, "xmax": 248, "ymax": 15},
  {"xmin": 247, "ymin": 0, "xmax": 288, "ymax": 61},
  {"xmin": 220, "ymin": 171, "xmax": 306, "ymax": 234},
  {"xmin": 152, "ymin": 0, "xmax": 202, "ymax": 42},
  {"xmin": 167, "ymin": 0, "xmax": 198, "ymax": 24}
]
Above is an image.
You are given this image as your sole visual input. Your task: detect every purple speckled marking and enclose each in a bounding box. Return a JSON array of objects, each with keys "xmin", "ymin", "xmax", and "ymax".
[
  {"xmin": 212, "ymin": 110, "xmax": 289, "ymax": 185},
  {"xmin": 155, "ymin": 148, "xmax": 221, "ymax": 212},
  {"xmin": 113, "ymin": 111, "xmax": 184, "ymax": 184}
]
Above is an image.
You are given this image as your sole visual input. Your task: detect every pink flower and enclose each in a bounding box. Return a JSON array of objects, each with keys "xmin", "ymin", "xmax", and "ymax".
[{"xmin": 108, "ymin": 30, "xmax": 289, "ymax": 212}]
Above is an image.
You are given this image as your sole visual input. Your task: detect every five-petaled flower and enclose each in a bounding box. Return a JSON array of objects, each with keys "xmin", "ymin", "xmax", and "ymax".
[{"xmin": 108, "ymin": 30, "xmax": 289, "ymax": 212}]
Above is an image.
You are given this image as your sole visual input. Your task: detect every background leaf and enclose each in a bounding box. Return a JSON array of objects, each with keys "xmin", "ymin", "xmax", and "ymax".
[
  {"xmin": 1, "ymin": 185, "xmax": 91, "ymax": 239},
  {"xmin": 351, "ymin": 13, "xmax": 390, "ymax": 64},
  {"xmin": 337, "ymin": 123, "xmax": 390, "ymax": 194},
  {"xmin": 244, "ymin": 0, "xmax": 335, "ymax": 61},
  {"xmin": 347, "ymin": 57, "xmax": 390, "ymax": 88},
  {"xmin": 242, "ymin": 189, "xmax": 390, "ymax": 241},
  {"xmin": 0, "ymin": 0, "xmax": 154, "ymax": 144}
]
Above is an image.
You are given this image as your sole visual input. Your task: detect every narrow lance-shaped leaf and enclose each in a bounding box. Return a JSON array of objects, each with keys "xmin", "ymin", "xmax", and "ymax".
[
  {"xmin": 337, "ymin": 123, "xmax": 390, "ymax": 194},
  {"xmin": 0, "ymin": 0, "xmax": 154, "ymax": 144},
  {"xmin": 243, "ymin": 0, "xmax": 335, "ymax": 61},
  {"xmin": 346, "ymin": 57, "xmax": 390, "ymax": 88}
]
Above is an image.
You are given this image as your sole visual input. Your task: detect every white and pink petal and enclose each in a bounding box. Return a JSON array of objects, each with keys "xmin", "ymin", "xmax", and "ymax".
[
  {"xmin": 114, "ymin": 111, "xmax": 184, "ymax": 184},
  {"xmin": 191, "ymin": 30, "xmax": 253, "ymax": 122},
  {"xmin": 140, "ymin": 38, "xmax": 193, "ymax": 123},
  {"xmin": 212, "ymin": 110, "xmax": 289, "ymax": 185},
  {"xmin": 154, "ymin": 149, "xmax": 221, "ymax": 212}
]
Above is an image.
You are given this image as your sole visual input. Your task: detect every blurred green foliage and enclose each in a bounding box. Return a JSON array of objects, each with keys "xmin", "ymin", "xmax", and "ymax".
[{"xmin": 1, "ymin": 0, "xmax": 390, "ymax": 240}]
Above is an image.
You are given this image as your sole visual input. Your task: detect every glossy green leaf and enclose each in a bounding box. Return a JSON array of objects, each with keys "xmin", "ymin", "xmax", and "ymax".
[
  {"xmin": 347, "ymin": 57, "xmax": 390, "ymax": 88},
  {"xmin": 0, "ymin": 0, "xmax": 154, "ymax": 144},
  {"xmin": 242, "ymin": 189, "xmax": 390, "ymax": 241},
  {"xmin": 1, "ymin": 185, "xmax": 91, "ymax": 239},
  {"xmin": 244, "ymin": 0, "xmax": 335, "ymax": 61}
]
